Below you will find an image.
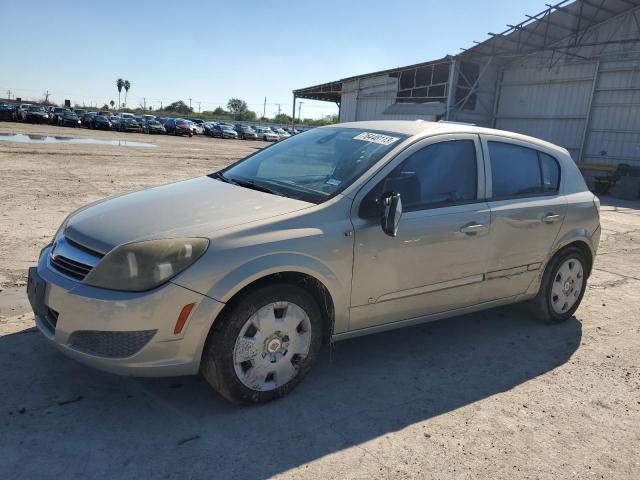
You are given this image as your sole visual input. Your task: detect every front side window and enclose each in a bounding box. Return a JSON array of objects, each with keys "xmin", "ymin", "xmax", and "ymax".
[
  {"xmin": 218, "ymin": 128, "xmax": 407, "ymax": 203},
  {"xmin": 489, "ymin": 142, "xmax": 561, "ymax": 199},
  {"xmin": 360, "ymin": 139, "xmax": 477, "ymax": 216}
]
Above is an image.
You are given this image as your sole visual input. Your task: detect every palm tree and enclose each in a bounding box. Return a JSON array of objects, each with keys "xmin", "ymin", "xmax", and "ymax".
[
  {"xmin": 123, "ymin": 80, "xmax": 131, "ymax": 107},
  {"xmin": 116, "ymin": 78, "xmax": 124, "ymax": 108},
  {"xmin": 109, "ymin": 100, "xmax": 115, "ymax": 109}
]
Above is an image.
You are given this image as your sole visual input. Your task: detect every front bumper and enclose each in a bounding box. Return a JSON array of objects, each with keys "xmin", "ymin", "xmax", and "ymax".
[{"xmin": 28, "ymin": 246, "xmax": 224, "ymax": 377}]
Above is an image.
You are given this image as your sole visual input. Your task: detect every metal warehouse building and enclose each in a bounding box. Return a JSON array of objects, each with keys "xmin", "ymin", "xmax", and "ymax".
[{"xmin": 293, "ymin": 0, "xmax": 640, "ymax": 181}]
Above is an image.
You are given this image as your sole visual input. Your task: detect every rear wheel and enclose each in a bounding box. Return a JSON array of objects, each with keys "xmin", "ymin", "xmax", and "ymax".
[
  {"xmin": 201, "ymin": 284, "xmax": 322, "ymax": 404},
  {"xmin": 530, "ymin": 247, "xmax": 588, "ymax": 323}
]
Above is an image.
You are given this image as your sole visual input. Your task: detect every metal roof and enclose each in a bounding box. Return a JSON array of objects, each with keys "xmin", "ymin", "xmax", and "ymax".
[
  {"xmin": 293, "ymin": 0, "xmax": 640, "ymax": 100},
  {"xmin": 461, "ymin": 0, "xmax": 640, "ymax": 61},
  {"xmin": 293, "ymin": 57, "xmax": 451, "ymax": 102}
]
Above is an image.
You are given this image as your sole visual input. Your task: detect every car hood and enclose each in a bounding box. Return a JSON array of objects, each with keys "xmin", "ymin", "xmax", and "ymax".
[{"xmin": 63, "ymin": 176, "xmax": 314, "ymax": 254}]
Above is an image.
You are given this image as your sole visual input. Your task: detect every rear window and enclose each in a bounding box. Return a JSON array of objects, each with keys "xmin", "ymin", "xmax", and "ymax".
[{"xmin": 488, "ymin": 142, "xmax": 561, "ymax": 199}]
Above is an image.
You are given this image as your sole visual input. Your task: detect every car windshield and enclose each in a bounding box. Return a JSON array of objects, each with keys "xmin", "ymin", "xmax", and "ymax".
[
  {"xmin": 216, "ymin": 127, "xmax": 407, "ymax": 203},
  {"xmin": 28, "ymin": 106, "xmax": 45, "ymax": 112}
]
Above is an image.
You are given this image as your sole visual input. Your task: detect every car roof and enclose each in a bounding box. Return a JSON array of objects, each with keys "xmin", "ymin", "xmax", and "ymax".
[{"xmin": 329, "ymin": 120, "xmax": 568, "ymax": 156}]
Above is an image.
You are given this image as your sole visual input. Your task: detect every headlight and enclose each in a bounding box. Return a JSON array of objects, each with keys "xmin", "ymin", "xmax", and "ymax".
[{"xmin": 83, "ymin": 238, "xmax": 209, "ymax": 292}]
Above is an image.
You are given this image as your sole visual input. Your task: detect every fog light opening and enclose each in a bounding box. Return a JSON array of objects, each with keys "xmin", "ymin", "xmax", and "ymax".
[{"xmin": 174, "ymin": 303, "xmax": 196, "ymax": 334}]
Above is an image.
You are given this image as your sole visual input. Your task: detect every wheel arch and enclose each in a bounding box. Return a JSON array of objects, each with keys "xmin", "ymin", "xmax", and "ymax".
[
  {"xmin": 211, "ymin": 271, "xmax": 336, "ymax": 345},
  {"xmin": 204, "ymin": 252, "xmax": 350, "ymax": 344},
  {"xmin": 524, "ymin": 236, "xmax": 595, "ymax": 298},
  {"xmin": 552, "ymin": 229, "xmax": 596, "ymax": 277}
]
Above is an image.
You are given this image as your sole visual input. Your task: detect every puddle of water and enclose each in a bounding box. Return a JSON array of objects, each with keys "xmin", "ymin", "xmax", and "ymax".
[{"xmin": 0, "ymin": 133, "xmax": 156, "ymax": 148}]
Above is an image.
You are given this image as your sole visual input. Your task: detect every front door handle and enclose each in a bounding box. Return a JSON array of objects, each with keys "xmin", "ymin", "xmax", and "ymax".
[
  {"xmin": 542, "ymin": 214, "xmax": 561, "ymax": 224},
  {"xmin": 460, "ymin": 223, "xmax": 486, "ymax": 235}
]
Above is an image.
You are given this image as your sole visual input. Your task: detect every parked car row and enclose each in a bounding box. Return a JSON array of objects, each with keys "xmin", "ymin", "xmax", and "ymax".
[{"xmin": 0, "ymin": 103, "xmax": 302, "ymax": 141}]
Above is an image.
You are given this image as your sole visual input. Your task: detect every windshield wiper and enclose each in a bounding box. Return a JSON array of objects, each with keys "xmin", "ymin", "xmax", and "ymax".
[
  {"xmin": 211, "ymin": 171, "xmax": 231, "ymax": 184},
  {"xmin": 231, "ymin": 178, "xmax": 283, "ymax": 196}
]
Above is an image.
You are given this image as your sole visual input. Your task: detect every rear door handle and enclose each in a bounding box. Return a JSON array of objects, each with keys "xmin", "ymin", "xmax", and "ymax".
[
  {"xmin": 542, "ymin": 214, "xmax": 561, "ymax": 224},
  {"xmin": 460, "ymin": 223, "xmax": 487, "ymax": 235}
]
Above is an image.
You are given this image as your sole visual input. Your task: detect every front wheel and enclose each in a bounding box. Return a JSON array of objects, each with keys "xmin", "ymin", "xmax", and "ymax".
[
  {"xmin": 201, "ymin": 284, "xmax": 323, "ymax": 404},
  {"xmin": 530, "ymin": 247, "xmax": 589, "ymax": 323}
]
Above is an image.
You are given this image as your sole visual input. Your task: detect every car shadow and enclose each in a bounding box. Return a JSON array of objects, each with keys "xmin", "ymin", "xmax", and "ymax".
[{"xmin": 0, "ymin": 305, "xmax": 581, "ymax": 479}]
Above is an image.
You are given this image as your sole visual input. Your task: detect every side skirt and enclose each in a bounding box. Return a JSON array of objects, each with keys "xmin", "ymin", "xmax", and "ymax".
[{"xmin": 332, "ymin": 294, "xmax": 532, "ymax": 342}]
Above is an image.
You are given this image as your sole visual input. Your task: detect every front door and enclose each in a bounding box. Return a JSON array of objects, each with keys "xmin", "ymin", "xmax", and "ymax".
[{"xmin": 349, "ymin": 134, "xmax": 491, "ymax": 332}]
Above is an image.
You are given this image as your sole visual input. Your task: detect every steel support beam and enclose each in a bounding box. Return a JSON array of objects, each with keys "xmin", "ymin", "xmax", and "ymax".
[
  {"xmin": 578, "ymin": 60, "xmax": 600, "ymax": 164},
  {"xmin": 445, "ymin": 59, "xmax": 458, "ymax": 120}
]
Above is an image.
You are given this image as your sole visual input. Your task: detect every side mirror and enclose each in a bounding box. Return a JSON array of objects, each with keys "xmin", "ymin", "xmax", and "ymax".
[{"xmin": 381, "ymin": 192, "xmax": 402, "ymax": 237}]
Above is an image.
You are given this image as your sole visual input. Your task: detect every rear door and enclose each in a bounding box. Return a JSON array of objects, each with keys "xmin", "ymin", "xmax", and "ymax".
[{"xmin": 479, "ymin": 135, "xmax": 567, "ymax": 302}]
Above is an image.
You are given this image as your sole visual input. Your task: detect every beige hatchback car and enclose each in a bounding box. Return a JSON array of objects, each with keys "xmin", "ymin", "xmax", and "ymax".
[{"xmin": 28, "ymin": 121, "xmax": 600, "ymax": 404}]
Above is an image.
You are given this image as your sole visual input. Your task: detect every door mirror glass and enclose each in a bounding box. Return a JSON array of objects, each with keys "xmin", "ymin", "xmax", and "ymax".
[{"xmin": 381, "ymin": 192, "xmax": 402, "ymax": 237}]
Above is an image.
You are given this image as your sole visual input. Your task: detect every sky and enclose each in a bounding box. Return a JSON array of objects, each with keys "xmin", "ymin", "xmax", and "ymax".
[{"xmin": 2, "ymin": 0, "xmax": 550, "ymax": 119}]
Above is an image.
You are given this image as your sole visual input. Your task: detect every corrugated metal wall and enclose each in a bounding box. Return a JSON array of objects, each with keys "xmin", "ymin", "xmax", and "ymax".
[
  {"xmin": 335, "ymin": 5, "xmax": 640, "ymax": 168},
  {"xmin": 493, "ymin": 9, "xmax": 640, "ymax": 167},
  {"xmin": 340, "ymin": 75, "xmax": 438, "ymax": 122},
  {"xmin": 494, "ymin": 62, "xmax": 596, "ymax": 161}
]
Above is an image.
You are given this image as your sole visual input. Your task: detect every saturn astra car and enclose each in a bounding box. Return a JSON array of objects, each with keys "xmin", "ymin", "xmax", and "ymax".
[{"xmin": 28, "ymin": 120, "xmax": 600, "ymax": 404}]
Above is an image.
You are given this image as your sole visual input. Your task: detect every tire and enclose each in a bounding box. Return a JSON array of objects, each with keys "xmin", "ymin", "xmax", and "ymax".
[
  {"xmin": 530, "ymin": 246, "xmax": 589, "ymax": 324},
  {"xmin": 201, "ymin": 283, "xmax": 323, "ymax": 404}
]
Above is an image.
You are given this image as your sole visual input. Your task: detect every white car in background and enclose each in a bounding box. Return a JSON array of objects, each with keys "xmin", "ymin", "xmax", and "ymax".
[
  {"xmin": 272, "ymin": 128, "xmax": 291, "ymax": 140},
  {"xmin": 185, "ymin": 120, "xmax": 204, "ymax": 135},
  {"xmin": 255, "ymin": 126, "xmax": 279, "ymax": 142}
]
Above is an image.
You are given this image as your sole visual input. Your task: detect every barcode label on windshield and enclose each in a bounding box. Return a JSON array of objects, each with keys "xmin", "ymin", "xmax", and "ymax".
[{"xmin": 353, "ymin": 132, "xmax": 400, "ymax": 146}]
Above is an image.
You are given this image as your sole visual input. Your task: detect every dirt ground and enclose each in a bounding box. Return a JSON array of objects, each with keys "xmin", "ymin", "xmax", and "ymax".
[{"xmin": 0, "ymin": 123, "xmax": 638, "ymax": 479}]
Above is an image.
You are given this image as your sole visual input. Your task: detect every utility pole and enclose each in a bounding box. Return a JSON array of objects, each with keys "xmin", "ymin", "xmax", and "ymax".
[
  {"xmin": 298, "ymin": 102, "xmax": 303, "ymax": 123},
  {"xmin": 277, "ymin": 104, "xmax": 281, "ymax": 116},
  {"xmin": 143, "ymin": 97, "xmax": 146, "ymax": 112},
  {"xmin": 197, "ymin": 102, "xmax": 201, "ymax": 113},
  {"xmin": 188, "ymin": 98, "xmax": 192, "ymax": 110},
  {"xmin": 160, "ymin": 100, "xmax": 163, "ymax": 110},
  {"xmin": 263, "ymin": 97, "xmax": 267, "ymax": 119}
]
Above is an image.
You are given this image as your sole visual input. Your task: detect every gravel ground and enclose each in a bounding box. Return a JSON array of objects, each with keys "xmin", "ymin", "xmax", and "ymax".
[{"xmin": 0, "ymin": 123, "xmax": 638, "ymax": 480}]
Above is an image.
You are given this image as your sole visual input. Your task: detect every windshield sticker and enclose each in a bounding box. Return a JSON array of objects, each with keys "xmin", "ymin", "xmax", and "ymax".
[
  {"xmin": 325, "ymin": 178, "xmax": 341, "ymax": 186},
  {"xmin": 353, "ymin": 132, "xmax": 400, "ymax": 146}
]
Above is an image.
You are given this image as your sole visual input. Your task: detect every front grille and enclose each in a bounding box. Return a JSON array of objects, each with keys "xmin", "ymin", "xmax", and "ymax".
[
  {"xmin": 68, "ymin": 330, "xmax": 157, "ymax": 358},
  {"xmin": 50, "ymin": 254, "xmax": 92, "ymax": 280},
  {"xmin": 49, "ymin": 235, "xmax": 103, "ymax": 281}
]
